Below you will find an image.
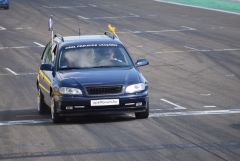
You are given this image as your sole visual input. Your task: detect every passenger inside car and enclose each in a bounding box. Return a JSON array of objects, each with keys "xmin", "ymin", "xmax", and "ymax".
[{"xmin": 96, "ymin": 47, "xmax": 125, "ymax": 66}]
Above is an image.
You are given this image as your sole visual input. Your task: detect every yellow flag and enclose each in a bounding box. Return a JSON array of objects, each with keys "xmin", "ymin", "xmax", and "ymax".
[{"xmin": 108, "ymin": 24, "xmax": 116, "ymax": 34}]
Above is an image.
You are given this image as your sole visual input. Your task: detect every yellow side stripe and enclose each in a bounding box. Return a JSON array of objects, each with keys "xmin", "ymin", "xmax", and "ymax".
[
  {"xmin": 39, "ymin": 83, "xmax": 50, "ymax": 94},
  {"xmin": 39, "ymin": 70, "xmax": 51, "ymax": 85}
]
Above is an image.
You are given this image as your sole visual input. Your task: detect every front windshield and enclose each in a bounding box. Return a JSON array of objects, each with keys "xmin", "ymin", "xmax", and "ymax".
[{"xmin": 59, "ymin": 44, "xmax": 133, "ymax": 70}]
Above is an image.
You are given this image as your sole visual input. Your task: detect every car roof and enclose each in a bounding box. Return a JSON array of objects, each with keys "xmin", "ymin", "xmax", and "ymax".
[{"xmin": 55, "ymin": 35, "xmax": 123, "ymax": 48}]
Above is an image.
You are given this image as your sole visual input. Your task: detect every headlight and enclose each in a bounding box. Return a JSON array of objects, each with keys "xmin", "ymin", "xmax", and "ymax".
[
  {"xmin": 125, "ymin": 83, "xmax": 145, "ymax": 94},
  {"xmin": 59, "ymin": 87, "xmax": 82, "ymax": 95}
]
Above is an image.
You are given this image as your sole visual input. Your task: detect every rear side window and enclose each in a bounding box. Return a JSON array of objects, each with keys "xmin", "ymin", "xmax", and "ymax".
[
  {"xmin": 42, "ymin": 43, "xmax": 57, "ymax": 64},
  {"xmin": 41, "ymin": 43, "xmax": 50, "ymax": 62}
]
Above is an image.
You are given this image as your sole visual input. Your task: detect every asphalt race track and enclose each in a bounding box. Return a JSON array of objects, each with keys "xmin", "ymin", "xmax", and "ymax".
[{"xmin": 0, "ymin": 0, "xmax": 240, "ymax": 160}]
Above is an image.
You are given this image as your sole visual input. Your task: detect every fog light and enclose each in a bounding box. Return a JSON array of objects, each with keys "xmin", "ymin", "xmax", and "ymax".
[
  {"xmin": 125, "ymin": 103, "xmax": 135, "ymax": 106},
  {"xmin": 66, "ymin": 106, "xmax": 73, "ymax": 110},
  {"xmin": 74, "ymin": 106, "xmax": 85, "ymax": 109},
  {"xmin": 136, "ymin": 102, "xmax": 142, "ymax": 107}
]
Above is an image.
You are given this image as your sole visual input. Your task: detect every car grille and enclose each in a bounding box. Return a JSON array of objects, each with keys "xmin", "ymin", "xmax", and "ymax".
[{"xmin": 86, "ymin": 85, "xmax": 122, "ymax": 95}]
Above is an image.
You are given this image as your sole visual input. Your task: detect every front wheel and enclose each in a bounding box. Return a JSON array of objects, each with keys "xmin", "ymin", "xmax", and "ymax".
[
  {"xmin": 51, "ymin": 97, "xmax": 64, "ymax": 123},
  {"xmin": 135, "ymin": 103, "xmax": 149, "ymax": 119}
]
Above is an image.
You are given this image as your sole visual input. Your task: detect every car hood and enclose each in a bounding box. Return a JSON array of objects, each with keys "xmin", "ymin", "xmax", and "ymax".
[
  {"xmin": 57, "ymin": 67, "xmax": 141, "ymax": 87},
  {"xmin": 0, "ymin": 0, "xmax": 8, "ymax": 3}
]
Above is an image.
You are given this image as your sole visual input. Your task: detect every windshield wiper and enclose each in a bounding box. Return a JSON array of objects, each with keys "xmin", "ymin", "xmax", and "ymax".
[
  {"xmin": 92, "ymin": 65, "xmax": 131, "ymax": 68},
  {"xmin": 59, "ymin": 67, "xmax": 82, "ymax": 70},
  {"xmin": 91, "ymin": 66, "xmax": 113, "ymax": 68}
]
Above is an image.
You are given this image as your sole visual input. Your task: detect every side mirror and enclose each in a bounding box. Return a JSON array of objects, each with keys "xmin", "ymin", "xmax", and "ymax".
[
  {"xmin": 135, "ymin": 59, "xmax": 149, "ymax": 67},
  {"xmin": 40, "ymin": 64, "xmax": 53, "ymax": 71}
]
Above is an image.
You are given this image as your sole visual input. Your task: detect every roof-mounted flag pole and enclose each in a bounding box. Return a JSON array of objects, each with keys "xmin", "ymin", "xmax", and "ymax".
[
  {"xmin": 48, "ymin": 15, "xmax": 54, "ymax": 47},
  {"xmin": 108, "ymin": 24, "xmax": 119, "ymax": 39},
  {"xmin": 108, "ymin": 24, "xmax": 116, "ymax": 34}
]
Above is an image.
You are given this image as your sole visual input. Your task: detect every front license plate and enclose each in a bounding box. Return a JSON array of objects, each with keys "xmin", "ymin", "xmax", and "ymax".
[{"xmin": 91, "ymin": 99, "xmax": 119, "ymax": 106}]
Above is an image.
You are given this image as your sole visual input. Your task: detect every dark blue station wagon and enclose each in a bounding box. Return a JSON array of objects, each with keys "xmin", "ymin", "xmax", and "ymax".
[
  {"xmin": 0, "ymin": 0, "xmax": 9, "ymax": 9},
  {"xmin": 37, "ymin": 33, "xmax": 149, "ymax": 123}
]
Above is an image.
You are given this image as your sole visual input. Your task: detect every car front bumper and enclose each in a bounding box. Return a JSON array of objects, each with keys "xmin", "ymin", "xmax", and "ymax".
[
  {"xmin": 54, "ymin": 92, "xmax": 149, "ymax": 116},
  {"xmin": 0, "ymin": 4, "xmax": 8, "ymax": 7}
]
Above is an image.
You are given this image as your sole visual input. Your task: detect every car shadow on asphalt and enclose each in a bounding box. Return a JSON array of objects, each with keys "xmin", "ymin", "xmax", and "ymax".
[
  {"xmin": 0, "ymin": 108, "xmax": 137, "ymax": 126},
  {"xmin": 62, "ymin": 114, "xmax": 136, "ymax": 125}
]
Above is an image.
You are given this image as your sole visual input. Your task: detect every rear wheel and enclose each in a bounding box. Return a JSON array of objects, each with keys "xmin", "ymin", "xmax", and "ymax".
[
  {"xmin": 37, "ymin": 89, "xmax": 49, "ymax": 114},
  {"xmin": 51, "ymin": 97, "xmax": 64, "ymax": 123},
  {"xmin": 135, "ymin": 103, "xmax": 149, "ymax": 119}
]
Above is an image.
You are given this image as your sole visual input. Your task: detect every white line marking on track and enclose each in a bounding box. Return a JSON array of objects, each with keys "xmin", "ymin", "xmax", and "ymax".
[
  {"xmin": 1, "ymin": 109, "xmax": 240, "ymax": 125},
  {"xmin": 213, "ymin": 49, "xmax": 240, "ymax": 52},
  {"xmin": 225, "ymin": 74, "xmax": 235, "ymax": 77},
  {"xmin": 129, "ymin": 13, "xmax": 141, "ymax": 17},
  {"xmin": 15, "ymin": 27, "xmax": 32, "ymax": 30},
  {"xmin": 0, "ymin": 72, "xmax": 37, "ymax": 76},
  {"xmin": 154, "ymin": 50, "xmax": 186, "ymax": 54},
  {"xmin": 2, "ymin": 109, "xmax": 240, "ymax": 125},
  {"xmin": 18, "ymin": 72, "xmax": 37, "ymax": 76},
  {"xmin": 145, "ymin": 29, "xmax": 186, "ymax": 33},
  {"xmin": 117, "ymin": 26, "xmax": 197, "ymax": 34},
  {"xmin": 184, "ymin": 46, "xmax": 198, "ymax": 51},
  {"xmin": 0, "ymin": 26, "xmax": 6, "ymax": 30},
  {"xmin": 150, "ymin": 109, "xmax": 240, "ymax": 117},
  {"xmin": 0, "ymin": 45, "xmax": 44, "ymax": 50},
  {"xmin": 42, "ymin": 5, "xmax": 88, "ymax": 9},
  {"xmin": 11, "ymin": 46, "xmax": 28, "ymax": 49},
  {"xmin": 88, "ymin": 4, "xmax": 97, "ymax": 7},
  {"xmin": 5, "ymin": 68, "xmax": 18, "ymax": 76},
  {"xmin": 78, "ymin": 15, "xmax": 90, "ymax": 20},
  {"xmin": 160, "ymin": 98, "xmax": 187, "ymax": 110},
  {"xmin": 198, "ymin": 49, "xmax": 212, "ymax": 52},
  {"xmin": 0, "ymin": 46, "xmax": 28, "ymax": 50},
  {"xmin": 92, "ymin": 14, "xmax": 140, "ymax": 19},
  {"xmin": 153, "ymin": 0, "xmax": 240, "ymax": 15},
  {"xmin": 181, "ymin": 26, "xmax": 196, "ymax": 31},
  {"xmin": 78, "ymin": 14, "xmax": 140, "ymax": 20},
  {"xmin": 153, "ymin": 48, "xmax": 240, "ymax": 54},
  {"xmin": 0, "ymin": 119, "xmax": 51, "ymax": 126},
  {"xmin": 200, "ymin": 93, "xmax": 212, "ymax": 96},
  {"xmin": 33, "ymin": 42, "xmax": 45, "ymax": 47},
  {"xmin": 130, "ymin": 31, "xmax": 142, "ymax": 34},
  {"xmin": 203, "ymin": 106, "xmax": 217, "ymax": 108}
]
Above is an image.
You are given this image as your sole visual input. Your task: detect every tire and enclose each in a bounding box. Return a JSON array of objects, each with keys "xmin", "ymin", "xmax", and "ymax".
[
  {"xmin": 51, "ymin": 97, "xmax": 64, "ymax": 123},
  {"xmin": 135, "ymin": 103, "xmax": 149, "ymax": 119},
  {"xmin": 37, "ymin": 89, "xmax": 49, "ymax": 114}
]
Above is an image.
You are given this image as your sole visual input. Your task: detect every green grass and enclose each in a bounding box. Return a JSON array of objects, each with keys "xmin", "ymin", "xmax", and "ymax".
[{"xmin": 159, "ymin": 0, "xmax": 240, "ymax": 13}]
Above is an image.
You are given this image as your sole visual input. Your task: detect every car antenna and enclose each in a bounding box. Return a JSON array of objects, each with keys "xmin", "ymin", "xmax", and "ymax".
[{"xmin": 78, "ymin": 22, "xmax": 81, "ymax": 37}]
